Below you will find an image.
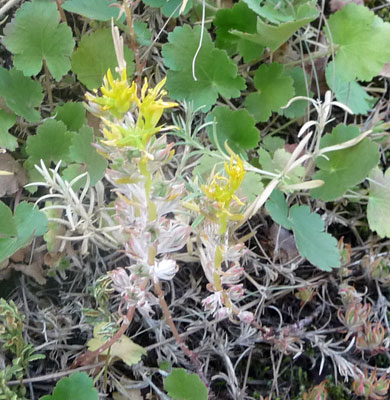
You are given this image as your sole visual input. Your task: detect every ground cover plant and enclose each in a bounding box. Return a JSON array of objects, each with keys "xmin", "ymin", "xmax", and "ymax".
[{"xmin": 1, "ymin": 0, "xmax": 390, "ymax": 398}]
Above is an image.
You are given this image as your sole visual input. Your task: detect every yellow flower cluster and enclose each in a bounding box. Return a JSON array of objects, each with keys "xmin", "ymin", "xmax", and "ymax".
[
  {"xmin": 86, "ymin": 69, "xmax": 137, "ymax": 118},
  {"xmin": 86, "ymin": 69, "xmax": 177, "ymax": 150},
  {"xmin": 202, "ymin": 154, "xmax": 246, "ymax": 233}
]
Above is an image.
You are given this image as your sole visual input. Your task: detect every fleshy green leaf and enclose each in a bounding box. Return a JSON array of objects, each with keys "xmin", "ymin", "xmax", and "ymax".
[
  {"xmin": 325, "ymin": 61, "xmax": 375, "ymax": 115},
  {"xmin": 40, "ymin": 372, "xmax": 98, "ymax": 400},
  {"xmin": 0, "ymin": 202, "xmax": 48, "ymax": 264},
  {"xmin": 165, "ymin": 368, "xmax": 208, "ymax": 400},
  {"xmin": 289, "ymin": 205, "xmax": 340, "ymax": 271},
  {"xmin": 54, "ymin": 102, "xmax": 87, "ymax": 132},
  {"xmin": 69, "ymin": 126, "xmax": 108, "ymax": 185},
  {"xmin": 214, "ymin": 1, "xmax": 264, "ymax": 63},
  {"xmin": 232, "ymin": 0, "xmax": 318, "ymax": 52},
  {"xmin": 0, "ymin": 67, "xmax": 43, "ymax": 123},
  {"xmin": 71, "ymin": 28, "xmax": 134, "ymax": 90},
  {"xmin": 3, "ymin": 0, "xmax": 75, "ymax": 81},
  {"xmin": 0, "ymin": 202, "xmax": 17, "ymax": 237},
  {"xmin": 279, "ymin": 67, "xmax": 312, "ymax": 119},
  {"xmin": 324, "ymin": 4, "xmax": 390, "ymax": 82},
  {"xmin": 143, "ymin": 0, "xmax": 192, "ymax": 17},
  {"xmin": 266, "ymin": 191, "xmax": 340, "ymax": 271},
  {"xmin": 367, "ymin": 167, "xmax": 390, "ymax": 238},
  {"xmin": 163, "ymin": 25, "xmax": 246, "ymax": 112},
  {"xmin": 87, "ymin": 323, "xmax": 146, "ymax": 367},
  {"xmin": 245, "ymin": 63, "xmax": 294, "ymax": 122},
  {"xmin": 62, "ymin": 0, "xmax": 123, "ymax": 21},
  {"xmin": 206, "ymin": 106, "xmax": 260, "ymax": 153},
  {"xmin": 311, "ymin": 124, "xmax": 380, "ymax": 201},
  {"xmin": 26, "ymin": 120, "xmax": 74, "ymax": 166},
  {"xmin": 0, "ymin": 110, "xmax": 17, "ymax": 151}
]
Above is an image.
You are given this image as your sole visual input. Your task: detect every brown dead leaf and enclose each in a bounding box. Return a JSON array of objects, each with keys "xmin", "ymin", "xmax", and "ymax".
[
  {"xmin": 10, "ymin": 261, "xmax": 47, "ymax": 285},
  {"xmin": 269, "ymin": 223, "xmax": 299, "ymax": 263},
  {"xmin": 330, "ymin": 0, "xmax": 363, "ymax": 12},
  {"xmin": 0, "ymin": 153, "xmax": 27, "ymax": 198}
]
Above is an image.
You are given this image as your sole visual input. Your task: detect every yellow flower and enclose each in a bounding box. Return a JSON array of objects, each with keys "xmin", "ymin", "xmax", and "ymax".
[
  {"xmin": 202, "ymin": 153, "xmax": 246, "ymax": 233},
  {"xmin": 86, "ymin": 69, "xmax": 137, "ymax": 118},
  {"xmin": 136, "ymin": 77, "xmax": 177, "ymax": 131},
  {"xmin": 93, "ymin": 73, "xmax": 177, "ymax": 150}
]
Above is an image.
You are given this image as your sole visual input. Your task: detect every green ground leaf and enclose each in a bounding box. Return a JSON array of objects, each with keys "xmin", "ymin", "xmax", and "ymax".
[
  {"xmin": 214, "ymin": 1, "xmax": 264, "ymax": 63},
  {"xmin": 69, "ymin": 126, "xmax": 108, "ymax": 185},
  {"xmin": 71, "ymin": 28, "xmax": 134, "ymax": 90},
  {"xmin": 259, "ymin": 148, "xmax": 305, "ymax": 188},
  {"xmin": 165, "ymin": 368, "xmax": 208, "ymax": 400},
  {"xmin": 367, "ymin": 167, "xmax": 390, "ymax": 238},
  {"xmin": 265, "ymin": 189, "xmax": 292, "ymax": 229},
  {"xmin": 54, "ymin": 102, "xmax": 86, "ymax": 132},
  {"xmin": 325, "ymin": 61, "xmax": 375, "ymax": 115},
  {"xmin": 233, "ymin": 0, "xmax": 318, "ymax": 52},
  {"xmin": 143, "ymin": 0, "xmax": 192, "ymax": 17},
  {"xmin": 62, "ymin": 0, "xmax": 123, "ymax": 21},
  {"xmin": 289, "ymin": 204, "xmax": 340, "ymax": 271},
  {"xmin": 134, "ymin": 20, "xmax": 152, "ymax": 46},
  {"xmin": 0, "ymin": 67, "xmax": 43, "ymax": 123},
  {"xmin": 243, "ymin": 0, "xmax": 313, "ymax": 24},
  {"xmin": 206, "ymin": 106, "xmax": 260, "ymax": 153},
  {"xmin": 163, "ymin": 25, "xmax": 246, "ymax": 112},
  {"xmin": 241, "ymin": 172, "xmax": 264, "ymax": 203},
  {"xmin": 311, "ymin": 124, "xmax": 380, "ymax": 201},
  {"xmin": 279, "ymin": 67, "xmax": 312, "ymax": 119},
  {"xmin": 245, "ymin": 63, "xmax": 294, "ymax": 122},
  {"xmin": 41, "ymin": 372, "xmax": 98, "ymax": 400},
  {"xmin": 3, "ymin": 0, "xmax": 75, "ymax": 81},
  {"xmin": 266, "ymin": 191, "xmax": 340, "ymax": 271},
  {"xmin": 0, "ymin": 202, "xmax": 48, "ymax": 264},
  {"xmin": 324, "ymin": 3, "xmax": 390, "ymax": 82},
  {"xmin": 0, "ymin": 202, "xmax": 17, "ymax": 237},
  {"xmin": 0, "ymin": 110, "xmax": 17, "ymax": 151},
  {"xmin": 261, "ymin": 136, "xmax": 285, "ymax": 154},
  {"xmin": 26, "ymin": 120, "xmax": 74, "ymax": 166}
]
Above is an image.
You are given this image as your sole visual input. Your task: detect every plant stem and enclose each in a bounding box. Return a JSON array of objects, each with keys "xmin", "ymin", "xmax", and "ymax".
[
  {"xmin": 71, "ymin": 306, "xmax": 136, "ymax": 368},
  {"xmin": 153, "ymin": 280, "xmax": 205, "ymax": 377},
  {"xmin": 43, "ymin": 61, "xmax": 54, "ymax": 112}
]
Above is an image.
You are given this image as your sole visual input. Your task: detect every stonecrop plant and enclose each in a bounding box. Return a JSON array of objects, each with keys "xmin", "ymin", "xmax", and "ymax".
[{"xmin": 2, "ymin": 0, "xmax": 390, "ymax": 399}]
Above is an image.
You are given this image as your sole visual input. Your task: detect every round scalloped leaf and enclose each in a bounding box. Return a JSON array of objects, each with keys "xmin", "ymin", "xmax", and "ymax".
[
  {"xmin": 163, "ymin": 25, "xmax": 246, "ymax": 112},
  {"xmin": 0, "ymin": 202, "xmax": 48, "ymax": 264},
  {"xmin": 69, "ymin": 126, "xmax": 108, "ymax": 185},
  {"xmin": 289, "ymin": 204, "xmax": 341, "ymax": 271},
  {"xmin": 41, "ymin": 372, "xmax": 98, "ymax": 400},
  {"xmin": 53, "ymin": 102, "xmax": 86, "ymax": 132},
  {"xmin": 71, "ymin": 28, "xmax": 134, "ymax": 90},
  {"xmin": 245, "ymin": 62, "xmax": 294, "ymax": 122},
  {"xmin": 214, "ymin": 1, "xmax": 264, "ymax": 63},
  {"xmin": 143, "ymin": 0, "xmax": 192, "ymax": 17},
  {"xmin": 0, "ymin": 67, "xmax": 43, "ymax": 123},
  {"xmin": 325, "ymin": 61, "xmax": 375, "ymax": 115},
  {"xmin": 62, "ymin": 0, "xmax": 124, "ymax": 21},
  {"xmin": 26, "ymin": 120, "xmax": 74, "ymax": 165},
  {"xmin": 311, "ymin": 124, "xmax": 380, "ymax": 202},
  {"xmin": 206, "ymin": 106, "xmax": 260, "ymax": 153},
  {"xmin": 324, "ymin": 3, "xmax": 390, "ymax": 82},
  {"xmin": 367, "ymin": 167, "xmax": 390, "ymax": 238},
  {"xmin": 165, "ymin": 368, "xmax": 208, "ymax": 400},
  {"xmin": 0, "ymin": 110, "xmax": 17, "ymax": 151},
  {"xmin": 3, "ymin": 0, "xmax": 75, "ymax": 81}
]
